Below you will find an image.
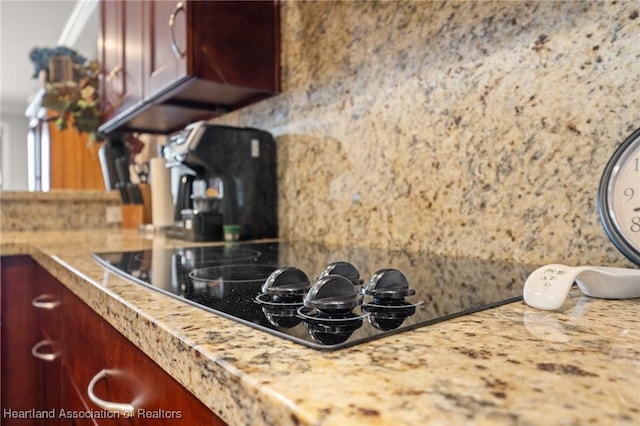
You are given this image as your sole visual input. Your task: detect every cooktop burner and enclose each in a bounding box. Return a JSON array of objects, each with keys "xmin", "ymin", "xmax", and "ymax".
[{"xmin": 93, "ymin": 241, "xmax": 532, "ymax": 350}]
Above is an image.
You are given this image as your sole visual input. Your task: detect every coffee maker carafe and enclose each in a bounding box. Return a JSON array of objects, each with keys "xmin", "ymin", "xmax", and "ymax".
[{"xmin": 164, "ymin": 122, "xmax": 278, "ymax": 241}]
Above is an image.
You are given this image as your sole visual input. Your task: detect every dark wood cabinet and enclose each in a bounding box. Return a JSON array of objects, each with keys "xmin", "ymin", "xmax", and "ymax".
[
  {"xmin": 100, "ymin": 0, "xmax": 125, "ymax": 118},
  {"xmin": 1, "ymin": 257, "xmax": 40, "ymax": 425},
  {"xmin": 99, "ymin": 0, "xmax": 145, "ymax": 122},
  {"xmin": 98, "ymin": 0, "xmax": 280, "ymax": 135},
  {"xmin": 1, "ymin": 256, "xmax": 226, "ymax": 426},
  {"xmin": 143, "ymin": 1, "xmax": 187, "ymax": 100},
  {"xmin": 32, "ymin": 265, "xmax": 63, "ymax": 424},
  {"xmin": 60, "ymin": 372, "xmax": 99, "ymax": 426},
  {"xmin": 1, "ymin": 257, "xmax": 62, "ymax": 425},
  {"xmin": 122, "ymin": 0, "xmax": 145, "ymax": 113}
]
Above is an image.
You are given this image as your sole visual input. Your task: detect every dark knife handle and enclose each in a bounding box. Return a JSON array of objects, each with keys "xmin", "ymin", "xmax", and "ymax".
[
  {"xmin": 115, "ymin": 157, "xmax": 133, "ymax": 204},
  {"xmin": 128, "ymin": 183, "xmax": 144, "ymax": 204},
  {"xmin": 116, "ymin": 182, "xmax": 130, "ymax": 204},
  {"xmin": 115, "ymin": 156, "xmax": 131, "ymax": 184}
]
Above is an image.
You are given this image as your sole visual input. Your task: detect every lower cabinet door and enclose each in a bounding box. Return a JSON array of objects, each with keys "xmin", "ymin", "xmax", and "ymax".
[
  {"xmin": 32, "ymin": 335, "xmax": 62, "ymax": 426},
  {"xmin": 33, "ymin": 265, "xmax": 64, "ymax": 422},
  {"xmin": 62, "ymin": 288, "xmax": 225, "ymax": 425},
  {"xmin": 2, "ymin": 256, "xmax": 225, "ymax": 425},
  {"xmin": 60, "ymin": 372, "xmax": 99, "ymax": 426},
  {"xmin": 1, "ymin": 256, "xmax": 40, "ymax": 426}
]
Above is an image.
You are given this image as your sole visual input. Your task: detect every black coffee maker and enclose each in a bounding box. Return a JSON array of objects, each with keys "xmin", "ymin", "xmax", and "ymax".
[{"xmin": 163, "ymin": 122, "xmax": 278, "ymax": 241}]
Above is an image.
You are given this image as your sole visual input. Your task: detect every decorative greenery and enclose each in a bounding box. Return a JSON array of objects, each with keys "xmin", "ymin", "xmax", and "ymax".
[
  {"xmin": 42, "ymin": 60, "xmax": 101, "ymax": 144},
  {"xmin": 31, "ymin": 47, "xmax": 102, "ymax": 145},
  {"xmin": 30, "ymin": 47, "xmax": 144, "ymax": 157}
]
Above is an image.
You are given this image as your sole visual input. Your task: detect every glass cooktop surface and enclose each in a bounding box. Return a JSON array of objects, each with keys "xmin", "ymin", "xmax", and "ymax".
[{"xmin": 93, "ymin": 241, "xmax": 532, "ymax": 350}]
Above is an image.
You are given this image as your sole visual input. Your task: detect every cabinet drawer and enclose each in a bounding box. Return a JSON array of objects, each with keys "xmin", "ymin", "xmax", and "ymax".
[
  {"xmin": 61, "ymin": 372, "xmax": 99, "ymax": 426},
  {"xmin": 32, "ymin": 330, "xmax": 62, "ymax": 426},
  {"xmin": 31, "ymin": 269, "xmax": 63, "ymax": 417},
  {"xmin": 33, "ymin": 265, "xmax": 63, "ymax": 342},
  {"xmin": 2, "ymin": 257, "xmax": 61, "ymax": 425},
  {"xmin": 63, "ymin": 288, "xmax": 225, "ymax": 425},
  {"xmin": 63, "ymin": 290, "xmax": 132, "ymax": 425},
  {"xmin": 1, "ymin": 256, "xmax": 41, "ymax": 420}
]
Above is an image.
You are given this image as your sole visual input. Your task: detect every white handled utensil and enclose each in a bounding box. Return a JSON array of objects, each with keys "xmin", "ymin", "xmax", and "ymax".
[{"xmin": 523, "ymin": 264, "xmax": 640, "ymax": 310}]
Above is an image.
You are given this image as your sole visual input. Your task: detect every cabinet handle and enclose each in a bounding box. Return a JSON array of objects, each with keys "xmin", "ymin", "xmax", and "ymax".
[
  {"xmin": 32, "ymin": 294, "xmax": 61, "ymax": 310},
  {"xmin": 87, "ymin": 369, "xmax": 135, "ymax": 416},
  {"xmin": 105, "ymin": 65, "xmax": 124, "ymax": 104},
  {"xmin": 106, "ymin": 64, "xmax": 123, "ymax": 83},
  {"xmin": 169, "ymin": 2, "xmax": 186, "ymax": 59},
  {"xmin": 31, "ymin": 340, "xmax": 59, "ymax": 362}
]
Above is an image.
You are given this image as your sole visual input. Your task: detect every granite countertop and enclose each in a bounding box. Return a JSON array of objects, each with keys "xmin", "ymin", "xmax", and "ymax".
[
  {"xmin": 1, "ymin": 229, "xmax": 638, "ymax": 425},
  {"xmin": 0, "ymin": 190, "xmax": 120, "ymax": 202}
]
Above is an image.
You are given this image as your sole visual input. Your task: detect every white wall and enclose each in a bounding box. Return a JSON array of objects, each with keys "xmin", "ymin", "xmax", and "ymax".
[
  {"xmin": 0, "ymin": 0, "xmax": 99, "ymax": 192},
  {"xmin": 0, "ymin": 109, "xmax": 29, "ymax": 191}
]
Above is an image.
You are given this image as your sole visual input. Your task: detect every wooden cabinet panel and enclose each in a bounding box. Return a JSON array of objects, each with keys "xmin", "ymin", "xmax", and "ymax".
[
  {"xmin": 33, "ymin": 265, "xmax": 63, "ymax": 423},
  {"xmin": 100, "ymin": 0, "xmax": 124, "ymax": 118},
  {"xmin": 33, "ymin": 265, "xmax": 63, "ymax": 342},
  {"xmin": 62, "ymin": 289, "xmax": 124, "ymax": 425},
  {"xmin": 1, "ymin": 256, "xmax": 40, "ymax": 426},
  {"xmin": 144, "ymin": 1, "xmax": 187, "ymax": 99},
  {"xmin": 63, "ymin": 288, "xmax": 225, "ymax": 425},
  {"xmin": 188, "ymin": 1, "xmax": 280, "ymax": 92},
  {"xmin": 62, "ymin": 289, "xmax": 127, "ymax": 425},
  {"xmin": 100, "ymin": 0, "xmax": 144, "ymax": 124},
  {"xmin": 109, "ymin": 345, "xmax": 225, "ymax": 426},
  {"xmin": 122, "ymin": 0, "xmax": 145, "ymax": 114},
  {"xmin": 32, "ymin": 338, "xmax": 62, "ymax": 426},
  {"xmin": 99, "ymin": 0, "xmax": 280, "ymax": 135},
  {"xmin": 48, "ymin": 115, "xmax": 106, "ymax": 190},
  {"xmin": 1, "ymin": 257, "xmax": 63, "ymax": 425},
  {"xmin": 61, "ymin": 372, "xmax": 100, "ymax": 426},
  {"xmin": 1, "ymin": 257, "xmax": 227, "ymax": 425}
]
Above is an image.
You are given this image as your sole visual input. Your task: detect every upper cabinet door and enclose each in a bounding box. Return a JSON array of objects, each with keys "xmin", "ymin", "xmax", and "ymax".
[
  {"xmin": 99, "ymin": 0, "xmax": 280, "ymax": 135},
  {"xmin": 189, "ymin": 1, "xmax": 281, "ymax": 93},
  {"xmin": 100, "ymin": 0, "xmax": 144, "ymax": 123},
  {"xmin": 99, "ymin": 0, "xmax": 124, "ymax": 119},
  {"xmin": 121, "ymin": 0, "xmax": 144, "ymax": 111},
  {"xmin": 144, "ymin": 0, "xmax": 188, "ymax": 101}
]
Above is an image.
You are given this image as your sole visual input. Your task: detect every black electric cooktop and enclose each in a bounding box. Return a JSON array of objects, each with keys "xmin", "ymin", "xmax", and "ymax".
[{"xmin": 93, "ymin": 241, "xmax": 532, "ymax": 350}]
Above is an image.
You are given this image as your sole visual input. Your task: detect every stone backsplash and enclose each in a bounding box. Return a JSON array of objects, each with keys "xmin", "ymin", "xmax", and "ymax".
[{"xmin": 210, "ymin": 0, "xmax": 639, "ymax": 267}]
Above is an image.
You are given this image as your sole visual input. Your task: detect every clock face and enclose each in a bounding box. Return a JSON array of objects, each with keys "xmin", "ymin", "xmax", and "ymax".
[{"xmin": 598, "ymin": 128, "xmax": 640, "ymax": 266}]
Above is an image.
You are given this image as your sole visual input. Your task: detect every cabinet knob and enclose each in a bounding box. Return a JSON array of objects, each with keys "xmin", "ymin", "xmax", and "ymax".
[
  {"xmin": 169, "ymin": 2, "xmax": 186, "ymax": 59},
  {"xmin": 31, "ymin": 294, "xmax": 61, "ymax": 310},
  {"xmin": 31, "ymin": 340, "xmax": 60, "ymax": 362},
  {"xmin": 87, "ymin": 369, "xmax": 136, "ymax": 416}
]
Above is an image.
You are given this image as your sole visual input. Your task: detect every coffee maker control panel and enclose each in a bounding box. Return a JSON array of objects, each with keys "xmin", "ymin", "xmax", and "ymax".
[{"xmin": 164, "ymin": 121, "xmax": 207, "ymax": 167}]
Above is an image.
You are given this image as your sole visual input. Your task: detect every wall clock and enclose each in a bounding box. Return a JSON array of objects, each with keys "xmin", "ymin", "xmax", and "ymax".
[{"xmin": 598, "ymin": 127, "xmax": 640, "ymax": 266}]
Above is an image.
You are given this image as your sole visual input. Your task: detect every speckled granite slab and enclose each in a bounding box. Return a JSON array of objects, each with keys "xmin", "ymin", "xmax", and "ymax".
[
  {"xmin": 0, "ymin": 190, "xmax": 120, "ymax": 231},
  {"xmin": 1, "ymin": 229, "xmax": 638, "ymax": 425},
  {"xmin": 211, "ymin": 0, "xmax": 640, "ymax": 268}
]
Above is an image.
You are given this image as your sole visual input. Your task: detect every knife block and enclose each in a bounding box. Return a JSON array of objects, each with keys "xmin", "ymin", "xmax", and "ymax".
[
  {"xmin": 121, "ymin": 205, "xmax": 144, "ymax": 229},
  {"xmin": 121, "ymin": 184, "xmax": 152, "ymax": 228}
]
